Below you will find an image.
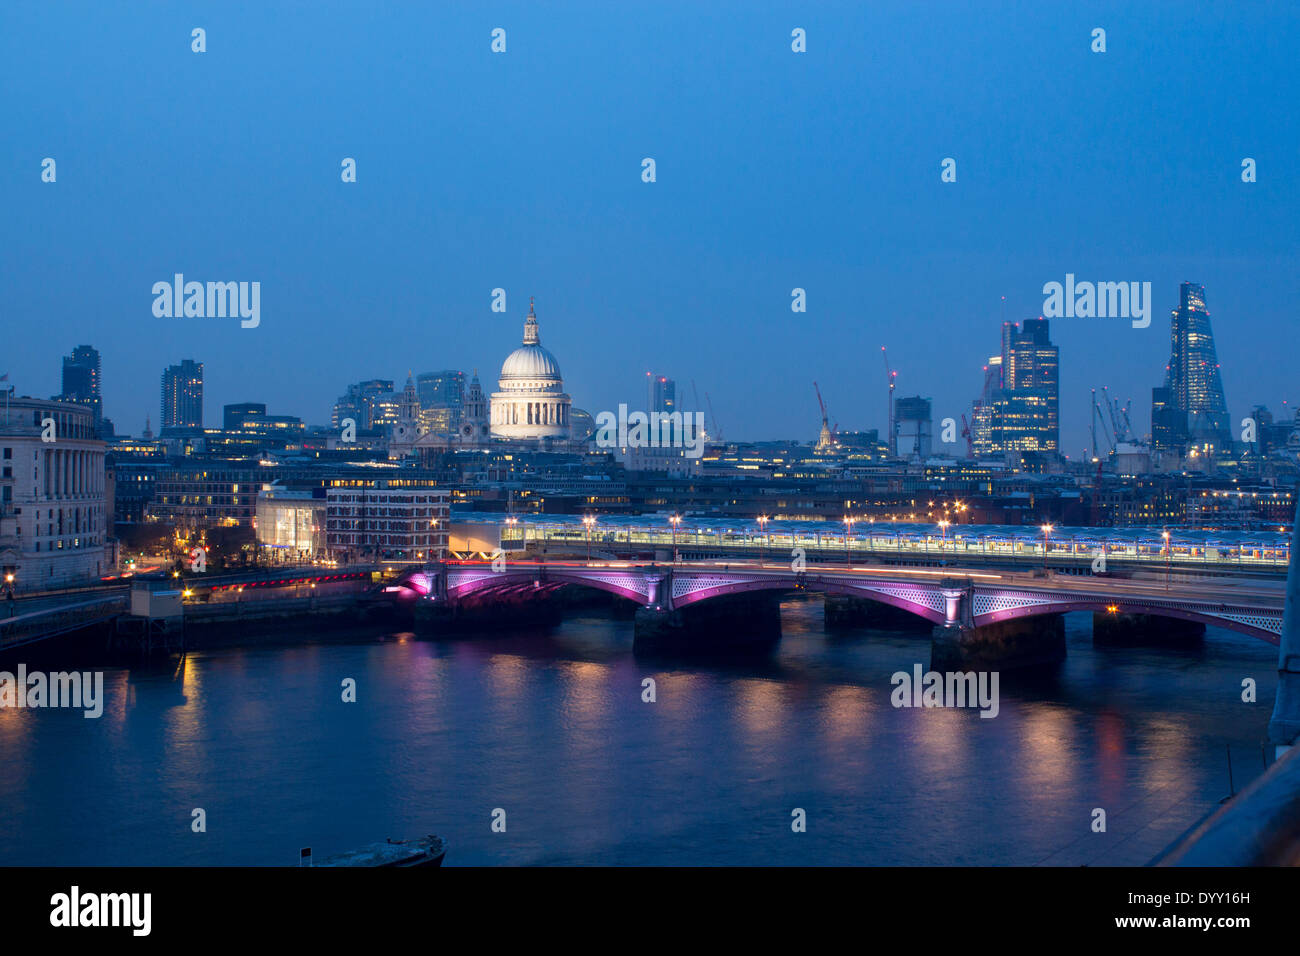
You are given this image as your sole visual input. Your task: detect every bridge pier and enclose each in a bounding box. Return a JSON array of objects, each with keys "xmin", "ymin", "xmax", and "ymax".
[
  {"xmin": 931, "ymin": 616, "xmax": 1066, "ymax": 670},
  {"xmin": 634, "ymin": 593, "xmax": 781, "ymax": 656},
  {"xmin": 1092, "ymin": 611, "xmax": 1204, "ymax": 647},
  {"xmin": 824, "ymin": 594, "xmax": 930, "ymax": 632},
  {"xmin": 929, "ymin": 579, "xmax": 1064, "ymax": 669},
  {"xmin": 413, "ymin": 562, "xmax": 560, "ymax": 634}
]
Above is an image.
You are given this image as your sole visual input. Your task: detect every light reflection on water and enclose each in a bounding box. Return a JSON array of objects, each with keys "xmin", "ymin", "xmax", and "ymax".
[{"xmin": 0, "ymin": 596, "xmax": 1276, "ymax": 866}]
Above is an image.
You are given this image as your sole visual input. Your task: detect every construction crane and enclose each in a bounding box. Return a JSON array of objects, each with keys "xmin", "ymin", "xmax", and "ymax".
[
  {"xmin": 960, "ymin": 413, "xmax": 973, "ymax": 458},
  {"xmin": 1102, "ymin": 386, "xmax": 1132, "ymax": 444},
  {"xmin": 1091, "ymin": 389, "xmax": 1116, "ymax": 456},
  {"xmin": 705, "ymin": 392, "xmax": 722, "ymax": 443},
  {"xmin": 691, "ymin": 380, "xmax": 710, "ymax": 441},
  {"xmin": 881, "ymin": 347, "xmax": 897, "ymax": 456}
]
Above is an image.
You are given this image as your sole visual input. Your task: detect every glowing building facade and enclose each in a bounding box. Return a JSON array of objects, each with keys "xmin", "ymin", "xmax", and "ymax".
[
  {"xmin": 490, "ymin": 299, "xmax": 572, "ymax": 443},
  {"xmin": 1157, "ymin": 282, "xmax": 1230, "ymax": 454}
]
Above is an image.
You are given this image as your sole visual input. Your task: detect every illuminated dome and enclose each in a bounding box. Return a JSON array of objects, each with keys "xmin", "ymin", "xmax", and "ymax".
[
  {"xmin": 490, "ymin": 298, "xmax": 572, "ymax": 442},
  {"xmin": 499, "ymin": 342, "xmax": 562, "ymax": 383}
]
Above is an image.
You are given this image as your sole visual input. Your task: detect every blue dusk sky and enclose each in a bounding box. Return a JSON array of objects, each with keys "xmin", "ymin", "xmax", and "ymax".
[{"xmin": 2, "ymin": 1, "xmax": 1297, "ymax": 455}]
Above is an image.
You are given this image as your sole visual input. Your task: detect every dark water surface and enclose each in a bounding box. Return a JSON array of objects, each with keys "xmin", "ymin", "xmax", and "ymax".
[{"xmin": 0, "ymin": 597, "xmax": 1277, "ymax": 865}]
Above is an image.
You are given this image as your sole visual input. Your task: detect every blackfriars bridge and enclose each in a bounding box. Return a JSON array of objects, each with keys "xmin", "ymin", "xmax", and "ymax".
[{"xmin": 396, "ymin": 559, "xmax": 1285, "ymax": 667}]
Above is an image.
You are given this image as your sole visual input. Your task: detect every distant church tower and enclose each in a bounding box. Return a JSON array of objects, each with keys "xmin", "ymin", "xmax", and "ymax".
[
  {"xmin": 389, "ymin": 373, "xmax": 423, "ymax": 458},
  {"xmin": 458, "ymin": 371, "xmax": 490, "ymax": 447}
]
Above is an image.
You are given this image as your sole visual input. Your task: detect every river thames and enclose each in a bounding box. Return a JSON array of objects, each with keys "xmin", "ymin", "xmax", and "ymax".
[{"xmin": 0, "ymin": 597, "xmax": 1276, "ymax": 866}]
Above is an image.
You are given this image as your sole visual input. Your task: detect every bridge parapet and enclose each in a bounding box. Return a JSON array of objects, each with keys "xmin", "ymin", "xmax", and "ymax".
[
  {"xmin": 0, "ymin": 595, "xmax": 127, "ymax": 651},
  {"xmin": 395, "ymin": 561, "xmax": 1286, "ymax": 647}
]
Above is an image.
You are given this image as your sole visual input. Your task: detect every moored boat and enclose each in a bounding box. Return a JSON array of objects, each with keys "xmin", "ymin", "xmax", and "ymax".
[{"xmin": 312, "ymin": 835, "xmax": 446, "ymax": 867}]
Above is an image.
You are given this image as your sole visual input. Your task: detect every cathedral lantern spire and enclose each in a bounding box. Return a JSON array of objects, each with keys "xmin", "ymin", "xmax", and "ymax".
[{"xmin": 523, "ymin": 297, "xmax": 540, "ymax": 345}]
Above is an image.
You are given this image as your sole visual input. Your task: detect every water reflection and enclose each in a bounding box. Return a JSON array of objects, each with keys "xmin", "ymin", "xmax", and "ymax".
[{"xmin": 0, "ymin": 602, "xmax": 1277, "ymax": 866}]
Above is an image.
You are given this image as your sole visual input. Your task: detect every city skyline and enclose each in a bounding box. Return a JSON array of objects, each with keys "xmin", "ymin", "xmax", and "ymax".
[
  {"xmin": 6, "ymin": 276, "xmax": 1287, "ymax": 465},
  {"xmin": 4, "ymin": 1, "xmax": 1300, "ymax": 893},
  {"xmin": 3, "ymin": 4, "xmax": 1296, "ymax": 454}
]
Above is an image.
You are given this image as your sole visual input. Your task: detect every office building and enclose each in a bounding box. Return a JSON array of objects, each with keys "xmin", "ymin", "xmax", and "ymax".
[
  {"xmin": 161, "ymin": 360, "xmax": 204, "ymax": 428},
  {"xmin": 60, "ymin": 345, "xmax": 102, "ymax": 422},
  {"xmin": 652, "ymin": 375, "xmax": 676, "ymax": 414},
  {"xmin": 332, "ymin": 379, "xmax": 398, "ymax": 431},
  {"xmin": 222, "ymin": 402, "xmax": 305, "ymax": 437},
  {"xmin": 1156, "ymin": 282, "xmax": 1231, "ymax": 453},
  {"xmin": 0, "ymin": 397, "xmax": 110, "ymax": 588},
  {"xmin": 971, "ymin": 318, "xmax": 1060, "ymax": 457},
  {"xmin": 894, "ymin": 395, "xmax": 933, "ymax": 459},
  {"xmin": 324, "ymin": 481, "xmax": 450, "ymax": 562}
]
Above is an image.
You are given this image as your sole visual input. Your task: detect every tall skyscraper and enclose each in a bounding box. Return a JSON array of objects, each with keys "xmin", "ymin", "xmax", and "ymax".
[
  {"xmin": 60, "ymin": 345, "xmax": 102, "ymax": 421},
  {"xmin": 1156, "ymin": 282, "xmax": 1230, "ymax": 451},
  {"xmin": 651, "ymin": 375, "xmax": 676, "ymax": 414},
  {"xmin": 1150, "ymin": 385, "xmax": 1184, "ymax": 453},
  {"xmin": 974, "ymin": 318, "xmax": 1060, "ymax": 456},
  {"xmin": 1004, "ymin": 317, "xmax": 1060, "ymax": 450},
  {"xmin": 161, "ymin": 359, "xmax": 204, "ymax": 428}
]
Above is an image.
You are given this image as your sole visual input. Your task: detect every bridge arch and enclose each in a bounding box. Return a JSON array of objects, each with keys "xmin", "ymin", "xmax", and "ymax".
[
  {"xmin": 389, "ymin": 564, "xmax": 1283, "ymax": 646},
  {"xmin": 969, "ymin": 597, "xmax": 1280, "ymax": 645},
  {"xmin": 445, "ymin": 566, "xmax": 650, "ymax": 606},
  {"xmin": 668, "ymin": 573, "xmax": 947, "ymax": 626}
]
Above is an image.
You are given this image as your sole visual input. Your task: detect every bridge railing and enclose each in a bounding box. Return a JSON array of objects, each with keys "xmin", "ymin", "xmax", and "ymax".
[
  {"xmin": 1157, "ymin": 745, "xmax": 1300, "ymax": 865},
  {"xmin": 0, "ymin": 595, "xmax": 128, "ymax": 649},
  {"xmin": 500, "ymin": 524, "xmax": 1290, "ymax": 570}
]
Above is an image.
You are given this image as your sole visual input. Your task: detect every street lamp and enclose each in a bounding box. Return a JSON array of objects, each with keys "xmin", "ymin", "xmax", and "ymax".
[
  {"xmin": 1162, "ymin": 528, "xmax": 1172, "ymax": 590},
  {"xmin": 843, "ymin": 515, "xmax": 855, "ymax": 567},
  {"xmin": 669, "ymin": 514, "xmax": 681, "ymax": 564},
  {"xmin": 583, "ymin": 514, "xmax": 596, "ymax": 565},
  {"xmin": 1041, "ymin": 523, "xmax": 1054, "ymax": 571},
  {"xmin": 425, "ymin": 516, "xmax": 442, "ymax": 562},
  {"xmin": 938, "ymin": 519, "xmax": 950, "ymax": 562},
  {"xmin": 757, "ymin": 514, "xmax": 769, "ymax": 565}
]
